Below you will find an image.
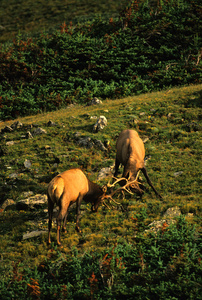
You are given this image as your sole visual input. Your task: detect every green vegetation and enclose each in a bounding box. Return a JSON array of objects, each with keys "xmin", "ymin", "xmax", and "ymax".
[
  {"xmin": 0, "ymin": 0, "xmax": 201, "ymax": 120},
  {"xmin": 0, "ymin": 84, "xmax": 201, "ymax": 299},
  {"xmin": 0, "ymin": 0, "xmax": 201, "ymax": 298},
  {"xmin": 0, "ymin": 0, "xmax": 127, "ymax": 43}
]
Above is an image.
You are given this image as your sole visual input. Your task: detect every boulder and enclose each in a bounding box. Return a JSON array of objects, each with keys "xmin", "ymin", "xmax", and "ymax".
[
  {"xmin": 87, "ymin": 97, "xmax": 102, "ymax": 106},
  {"xmin": 1, "ymin": 199, "xmax": 15, "ymax": 211},
  {"xmin": 93, "ymin": 116, "xmax": 107, "ymax": 132},
  {"xmin": 16, "ymin": 194, "xmax": 47, "ymax": 211},
  {"xmin": 32, "ymin": 127, "xmax": 47, "ymax": 136}
]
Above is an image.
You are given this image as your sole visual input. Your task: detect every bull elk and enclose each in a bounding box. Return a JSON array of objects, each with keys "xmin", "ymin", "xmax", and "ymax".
[
  {"xmin": 114, "ymin": 129, "xmax": 162, "ymax": 199},
  {"xmin": 47, "ymin": 168, "xmax": 106, "ymax": 245}
]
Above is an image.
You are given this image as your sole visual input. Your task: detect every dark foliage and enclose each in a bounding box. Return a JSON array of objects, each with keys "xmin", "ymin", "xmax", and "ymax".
[
  {"xmin": 0, "ymin": 217, "xmax": 201, "ymax": 299},
  {"xmin": 0, "ymin": 0, "xmax": 201, "ymax": 120}
]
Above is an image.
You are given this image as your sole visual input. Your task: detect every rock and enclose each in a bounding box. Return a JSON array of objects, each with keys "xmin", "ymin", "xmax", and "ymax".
[
  {"xmin": 146, "ymin": 207, "xmax": 182, "ymax": 234},
  {"xmin": 173, "ymin": 171, "xmax": 183, "ymax": 177},
  {"xmin": 74, "ymin": 132, "xmax": 81, "ymax": 139},
  {"xmin": 47, "ymin": 120, "xmax": 57, "ymax": 127},
  {"xmin": 24, "ymin": 159, "xmax": 32, "ymax": 169},
  {"xmin": 1, "ymin": 126, "xmax": 13, "ymax": 133},
  {"xmin": 25, "ymin": 131, "xmax": 33, "ymax": 139},
  {"xmin": 94, "ymin": 140, "xmax": 107, "ymax": 151},
  {"xmin": 9, "ymin": 173, "xmax": 19, "ymax": 179},
  {"xmin": 32, "ymin": 127, "xmax": 47, "ymax": 136},
  {"xmin": 167, "ymin": 113, "xmax": 173, "ymax": 119},
  {"xmin": 23, "ymin": 230, "xmax": 47, "ymax": 240},
  {"xmin": 11, "ymin": 121, "xmax": 23, "ymax": 129},
  {"xmin": 147, "ymin": 219, "xmax": 175, "ymax": 233},
  {"xmin": 77, "ymin": 136, "xmax": 94, "ymax": 148},
  {"xmin": 97, "ymin": 165, "xmax": 114, "ymax": 180},
  {"xmin": 93, "ymin": 116, "xmax": 107, "ymax": 132},
  {"xmin": 163, "ymin": 206, "xmax": 181, "ymax": 218},
  {"xmin": 6, "ymin": 141, "xmax": 14, "ymax": 146},
  {"xmin": 16, "ymin": 194, "xmax": 47, "ymax": 211},
  {"xmin": 21, "ymin": 191, "xmax": 34, "ymax": 198},
  {"xmin": 87, "ymin": 97, "xmax": 103, "ymax": 106},
  {"xmin": 142, "ymin": 137, "xmax": 149, "ymax": 143},
  {"xmin": 1, "ymin": 199, "xmax": 15, "ymax": 211}
]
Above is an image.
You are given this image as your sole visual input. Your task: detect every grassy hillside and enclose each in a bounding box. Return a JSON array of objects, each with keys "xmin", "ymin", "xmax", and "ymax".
[
  {"xmin": 0, "ymin": 84, "xmax": 201, "ymax": 298},
  {"xmin": 1, "ymin": 0, "xmax": 201, "ymax": 120},
  {"xmin": 0, "ymin": 0, "xmax": 127, "ymax": 43}
]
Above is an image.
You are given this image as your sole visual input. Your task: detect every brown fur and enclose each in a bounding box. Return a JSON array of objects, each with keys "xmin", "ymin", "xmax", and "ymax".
[
  {"xmin": 47, "ymin": 168, "xmax": 104, "ymax": 245},
  {"xmin": 114, "ymin": 129, "xmax": 162, "ymax": 198}
]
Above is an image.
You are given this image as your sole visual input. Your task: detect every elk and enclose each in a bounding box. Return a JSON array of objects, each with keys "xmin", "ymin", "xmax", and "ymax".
[
  {"xmin": 114, "ymin": 129, "xmax": 162, "ymax": 199},
  {"xmin": 47, "ymin": 168, "xmax": 106, "ymax": 245}
]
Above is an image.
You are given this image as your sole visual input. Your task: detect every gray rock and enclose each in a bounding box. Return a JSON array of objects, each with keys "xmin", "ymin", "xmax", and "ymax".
[
  {"xmin": 163, "ymin": 206, "xmax": 181, "ymax": 218},
  {"xmin": 11, "ymin": 121, "xmax": 23, "ymax": 129},
  {"xmin": 147, "ymin": 219, "xmax": 175, "ymax": 233},
  {"xmin": 1, "ymin": 126, "xmax": 13, "ymax": 133},
  {"xmin": 146, "ymin": 207, "xmax": 182, "ymax": 234},
  {"xmin": 87, "ymin": 97, "xmax": 102, "ymax": 106},
  {"xmin": 9, "ymin": 173, "xmax": 19, "ymax": 179},
  {"xmin": 16, "ymin": 194, "xmax": 47, "ymax": 211},
  {"xmin": 1, "ymin": 199, "xmax": 15, "ymax": 211},
  {"xmin": 23, "ymin": 230, "xmax": 47, "ymax": 240},
  {"xmin": 25, "ymin": 131, "xmax": 33, "ymax": 139},
  {"xmin": 77, "ymin": 136, "xmax": 94, "ymax": 149},
  {"xmin": 6, "ymin": 141, "xmax": 14, "ymax": 146},
  {"xmin": 93, "ymin": 116, "xmax": 107, "ymax": 132},
  {"xmin": 97, "ymin": 165, "xmax": 114, "ymax": 180},
  {"xmin": 94, "ymin": 140, "xmax": 107, "ymax": 151},
  {"xmin": 24, "ymin": 159, "xmax": 32, "ymax": 169},
  {"xmin": 173, "ymin": 171, "xmax": 183, "ymax": 177},
  {"xmin": 47, "ymin": 120, "xmax": 57, "ymax": 127},
  {"xmin": 32, "ymin": 127, "xmax": 47, "ymax": 136}
]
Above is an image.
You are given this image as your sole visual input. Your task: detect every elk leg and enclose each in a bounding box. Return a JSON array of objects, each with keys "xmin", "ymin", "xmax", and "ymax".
[
  {"xmin": 114, "ymin": 157, "xmax": 120, "ymax": 178},
  {"xmin": 76, "ymin": 194, "xmax": 83, "ymax": 233},
  {"xmin": 141, "ymin": 167, "xmax": 162, "ymax": 199},
  {"xmin": 57, "ymin": 202, "xmax": 70, "ymax": 245},
  {"xmin": 48, "ymin": 196, "xmax": 54, "ymax": 245},
  {"xmin": 62, "ymin": 212, "xmax": 68, "ymax": 233}
]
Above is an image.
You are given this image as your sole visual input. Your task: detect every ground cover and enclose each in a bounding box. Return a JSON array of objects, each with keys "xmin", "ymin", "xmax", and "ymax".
[{"xmin": 0, "ymin": 84, "xmax": 201, "ymax": 298}]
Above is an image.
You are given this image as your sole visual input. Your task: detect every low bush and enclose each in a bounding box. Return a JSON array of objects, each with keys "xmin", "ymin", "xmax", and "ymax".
[
  {"xmin": 0, "ymin": 0, "xmax": 201, "ymax": 120},
  {"xmin": 0, "ymin": 217, "xmax": 201, "ymax": 299}
]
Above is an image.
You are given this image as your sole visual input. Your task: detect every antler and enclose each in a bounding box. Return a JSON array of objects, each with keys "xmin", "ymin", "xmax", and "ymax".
[{"xmin": 102, "ymin": 171, "xmax": 143, "ymax": 209}]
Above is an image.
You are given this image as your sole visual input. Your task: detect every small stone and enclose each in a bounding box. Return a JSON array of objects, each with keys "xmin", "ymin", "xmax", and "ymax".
[
  {"xmin": 93, "ymin": 116, "xmax": 107, "ymax": 132},
  {"xmin": 173, "ymin": 171, "xmax": 183, "ymax": 177},
  {"xmin": 23, "ymin": 230, "xmax": 47, "ymax": 240},
  {"xmin": 1, "ymin": 126, "xmax": 13, "ymax": 133},
  {"xmin": 11, "ymin": 121, "xmax": 23, "ymax": 129},
  {"xmin": 32, "ymin": 127, "xmax": 47, "ymax": 136},
  {"xmin": 26, "ymin": 131, "xmax": 33, "ymax": 139},
  {"xmin": 94, "ymin": 140, "xmax": 107, "ymax": 151},
  {"xmin": 24, "ymin": 159, "xmax": 32, "ymax": 169},
  {"xmin": 6, "ymin": 141, "xmax": 14, "ymax": 146},
  {"xmin": 47, "ymin": 120, "xmax": 57, "ymax": 127},
  {"xmin": 87, "ymin": 97, "xmax": 103, "ymax": 106},
  {"xmin": 1, "ymin": 199, "xmax": 15, "ymax": 210},
  {"xmin": 163, "ymin": 206, "xmax": 181, "ymax": 218}
]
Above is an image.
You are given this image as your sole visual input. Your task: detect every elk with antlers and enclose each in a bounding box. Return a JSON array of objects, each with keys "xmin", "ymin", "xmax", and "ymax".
[
  {"xmin": 47, "ymin": 168, "xmax": 106, "ymax": 245},
  {"xmin": 113, "ymin": 129, "xmax": 162, "ymax": 198}
]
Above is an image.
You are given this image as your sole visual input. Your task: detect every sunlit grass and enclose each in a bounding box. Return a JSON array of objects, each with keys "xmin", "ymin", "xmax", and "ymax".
[{"xmin": 0, "ymin": 84, "xmax": 201, "ymax": 283}]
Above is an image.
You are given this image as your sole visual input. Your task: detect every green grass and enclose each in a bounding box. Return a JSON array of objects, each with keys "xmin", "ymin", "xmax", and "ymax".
[
  {"xmin": 0, "ymin": 0, "xmax": 127, "ymax": 43},
  {"xmin": 0, "ymin": 84, "xmax": 201, "ymax": 284}
]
